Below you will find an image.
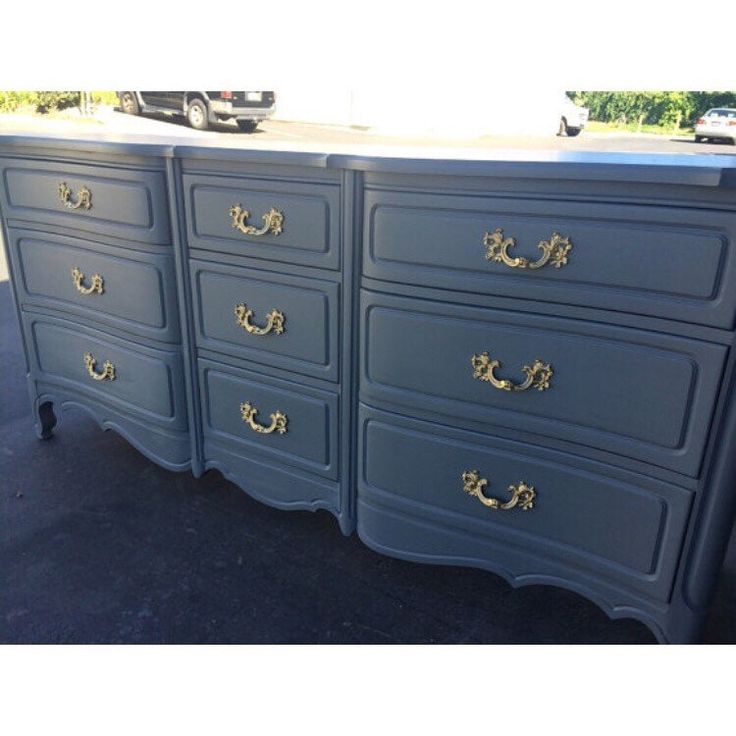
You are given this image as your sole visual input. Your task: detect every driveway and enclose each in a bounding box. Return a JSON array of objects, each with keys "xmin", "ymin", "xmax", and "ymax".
[{"xmin": 1, "ymin": 106, "xmax": 734, "ymax": 155}]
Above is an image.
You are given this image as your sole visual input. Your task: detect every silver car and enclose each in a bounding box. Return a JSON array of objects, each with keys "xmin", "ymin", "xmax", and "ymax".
[{"xmin": 694, "ymin": 108, "xmax": 736, "ymax": 143}]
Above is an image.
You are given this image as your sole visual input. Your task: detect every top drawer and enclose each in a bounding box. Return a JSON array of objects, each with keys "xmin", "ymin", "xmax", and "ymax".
[
  {"xmin": 0, "ymin": 158, "xmax": 170, "ymax": 245},
  {"xmin": 363, "ymin": 188, "xmax": 736, "ymax": 329},
  {"xmin": 183, "ymin": 173, "xmax": 340, "ymax": 270}
]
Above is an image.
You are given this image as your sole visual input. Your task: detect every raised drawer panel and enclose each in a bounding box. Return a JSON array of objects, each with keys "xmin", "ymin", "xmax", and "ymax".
[
  {"xmin": 183, "ymin": 174, "xmax": 340, "ymax": 269},
  {"xmin": 360, "ymin": 291, "xmax": 727, "ymax": 477},
  {"xmin": 191, "ymin": 260, "xmax": 339, "ymax": 381},
  {"xmin": 0, "ymin": 158, "xmax": 170, "ymax": 244},
  {"xmin": 200, "ymin": 359, "xmax": 338, "ymax": 480},
  {"xmin": 364, "ymin": 188, "xmax": 736, "ymax": 328},
  {"xmin": 358, "ymin": 407, "xmax": 693, "ymax": 602},
  {"xmin": 25, "ymin": 315, "xmax": 187, "ymax": 431},
  {"xmin": 10, "ymin": 230, "xmax": 180, "ymax": 342}
]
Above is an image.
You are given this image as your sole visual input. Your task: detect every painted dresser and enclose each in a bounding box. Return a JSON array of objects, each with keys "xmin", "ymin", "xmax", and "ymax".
[{"xmin": 2, "ymin": 134, "xmax": 736, "ymax": 643}]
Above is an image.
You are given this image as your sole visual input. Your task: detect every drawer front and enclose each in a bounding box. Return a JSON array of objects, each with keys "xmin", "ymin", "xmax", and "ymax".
[
  {"xmin": 200, "ymin": 360, "xmax": 338, "ymax": 479},
  {"xmin": 191, "ymin": 260, "xmax": 338, "ymax": 381},
  {"xmin": 11, "ymin": 230, "xmax": 180, "ymax": 342},
  {"xmin": 361, "ymin": 291, "xmax": 727, "ymax": 476},
  {"xmin": 183, "ymin": 173, "xmax": 340, "ymax": 269},
  {"xmin": 358, "ymin": 406, "xmax": 693, "ymax": 602},
  {"xmin": 0, "ymin": 158, "xmax": 170, "ymax": 244},
  {"xmin": 25, "ymin": 315, "xmax": 187, "ymax": 430},
  {"xmin": 364, "ymin": 188, "xmax": 736, "ymax": 328}
]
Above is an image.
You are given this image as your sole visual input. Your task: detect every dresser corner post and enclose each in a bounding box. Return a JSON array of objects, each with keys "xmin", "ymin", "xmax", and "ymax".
[
  {"xmin": 336, "ymin": 167, "xmax": 362, "ymax": 536},
  {"xmin": 166, "ymin": 155, "xmax": 204, "ymax": 478},
  {"xmin": 671, "ymin": 356, "xmax": 736, "ymax": 643},
  {"xmin": 654, "ymin": 599, "xmax": 708, "ymax": 644},
  {"xmin": 1, "ymin": 196, "xmax": 48, "ymax": 441}
]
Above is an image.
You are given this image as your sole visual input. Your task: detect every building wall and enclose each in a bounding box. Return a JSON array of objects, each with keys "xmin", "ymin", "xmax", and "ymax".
[{"xmin": 271, "ymin": 87, "xmax": 564, "ymax": 136}]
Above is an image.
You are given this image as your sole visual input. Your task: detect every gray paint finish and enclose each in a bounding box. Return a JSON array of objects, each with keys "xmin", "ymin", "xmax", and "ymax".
[
  {"xmin": 361, "ymin": 290, "xmax": 727, "ymax": 477},
  {"xmin": 358, "ymin": 406, "xmax": 693, "ymax": 602},
  {"xmin": 191, "ymin": 260, "xmax": 339, "ymax": 381},
  {"xmin": 200, "ymin": 359, "xmax": 339, "ymax": 480},
  {"xmin": 27, "ymin": 316, "xmax": 187, "ymax": 430},
  {"xmin": 0, "ymin": 157, "xmax": 171, "ymax": 244},
  {"xmin": 184, "ymin": 174, "xmax": 340, "ymax": 269},
  {"xmin": 10, "ymin": 230, "xmax": 180, "ymax": 342},
  {"xmin": 2, "ymin": 132, "xmax": 736, "ymax": 643},
  {"xmin": 364, "ymin": 189, "xmax": 736, "ymax": 328}
]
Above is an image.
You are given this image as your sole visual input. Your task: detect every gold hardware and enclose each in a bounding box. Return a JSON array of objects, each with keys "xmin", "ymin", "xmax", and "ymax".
[
  {"xmin": 71, "ymin": 266, "xmax": 104, "ymax": 295},
  {"xmin": 471, "ymin": 352, "xmax": 553, "ymax": 392},
  {"xmin": 234, "ymin": 303, "xmax": 285, "ymax": 336},
  {"xmin": 83, "ymin": 352, "xmax": 116, "ymax": 382},
  {"xmin": 229, "ymin": 204, "xmax": 284, "ymax": 236},
  {"xmin": 483, "ymin": 228, "xmax": 572, "ymax": 270},
  {"xmin": 58, "ymin": 182, "xmax": 92, "ymax": 211},
  {"xmin": 461, "ymin": 470, "xmax": 536, "ymax": 511},
  {"xmin": 239, "ymin": 402, "xmax": 288, "ymax": 435}
]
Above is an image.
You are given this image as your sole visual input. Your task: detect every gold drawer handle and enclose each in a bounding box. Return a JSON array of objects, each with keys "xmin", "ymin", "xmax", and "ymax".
[
  {"xmin": 58, "ymin": 182, "xmax": 92, "ymax": 211},
  {"xmin": 83, "ymin": 352, "xmax": 116, "ymax": 381},
  {"xmin": 239, "ymin": 401, "xmax": 288, "ymax": 435},
  {"xmin": 472, "ymin": 352, "xmax": 553, "ymax": 392},
  {"xmin": 462, "ymin": 470, "xmax": 536, "ymax": 511},
  {"xmin": 71, "ymin": 266, "xmax": 104, "ymax": 295},
  {"xmin": 483, "ymin": 228, "xmax": 572, "ymax": 270},
  {"xmin": 229, "ymin": 204, "xmax": 284, "ymax": 236},
  {"xmin": 234, "ymin": 303, "xmax": 285, "ymax": 336}
]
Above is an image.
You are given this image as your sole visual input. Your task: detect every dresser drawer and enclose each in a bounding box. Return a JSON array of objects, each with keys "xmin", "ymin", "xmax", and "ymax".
[
  {"xmin": 199, "ymin": 359, "xmax": 338, "ymax": 480},
  {"xmin": 191, "ymin": 260, "xmax": 338, "ymax": 381},
  {"xmin": 183, "ymin": 173, "xmax": 340, "ymax": 269},
  {"xmin": 364, "ymin": 188, "xmax": 736, "ymax": 328},
  {"xmin": 25, "ymin": 315, "xmax": 188, "ymax": 431},
  {"xmin": 10, "ymin": 230, "xmax": 180, "ymax": 343},
  {"xmin": 361, "ymin": 291, "xmax": 727, "ymax": 476},
  {"xmin": 358, "ymin": 407, "xmax": 693, "ymax": 602},
  {"xmin": 0, "ymin": 158, "xmax": 170, "ymax": 244}
]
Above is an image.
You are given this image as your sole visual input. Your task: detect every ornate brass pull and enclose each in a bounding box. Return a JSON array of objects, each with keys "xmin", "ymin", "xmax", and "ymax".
[
  {"xmin": 472, "ymin": 352, "xmax": 553, "ymax": 392},
  {"xmin": 234, "ymin": 303, "xmax": 285, "ymax": 336},
  {"xmin": 483, "ymin": 228, "xmax": 572, "ymax": 270},
  {"xmin": 462, "ymin": 470, "xmax": 536, "ymax": 511},
  {"xmin": 83, "ymin": 352, "xmax": 116, "ymax": 382},
  {"xmin": 71, "ymin": 266, "xmax": 104, "ymax": 295},
  {"xmin": 58, "ymin": 182, "xmax": 92, "ymax": 210},
  {"xmin": 229, "ymin": 204, "xmax": 284, "ymax": 236},
  {"xmin": 239, "ymin": 402, "xmax": 288, "ymax": 435}
]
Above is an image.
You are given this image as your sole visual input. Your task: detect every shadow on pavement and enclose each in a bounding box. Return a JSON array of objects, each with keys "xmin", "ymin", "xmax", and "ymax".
[
  {"xmin": 670, "ymin": 137, "xmax": 736, "ymax": 148},
  {"xmin": 111, "ymin": 107, "xmax": 264, "ymax": 136}
]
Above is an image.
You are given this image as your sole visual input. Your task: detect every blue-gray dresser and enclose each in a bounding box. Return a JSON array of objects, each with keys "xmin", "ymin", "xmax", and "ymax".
[{"xmin": 2, "ymin": 134, "xmax": 736, "ymax": 643}]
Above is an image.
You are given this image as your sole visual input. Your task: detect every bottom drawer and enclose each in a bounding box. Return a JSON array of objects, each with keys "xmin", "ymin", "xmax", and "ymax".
[
  {"xmin": 357, "ymin": 405, "xmax": 693, "ymax": 603},
  {"xmin": 25, "ymin": 314, "xmax": 188, "ymax": 431},
  {"xmin": 199, "ymin": 358, "xmax": 339, "ymax": 480}
]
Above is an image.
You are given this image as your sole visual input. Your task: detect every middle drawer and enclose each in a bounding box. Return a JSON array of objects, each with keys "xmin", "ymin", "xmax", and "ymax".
[
  {"xmin": 360, "ymin": 290, "xmax": 727, "ymax": 477},
  {"xmin": 8, "ymin": 229, "xmax": 180, "ymax": 343},
  {"xmin": 190, "ymin": 259, "xmax": 339, "ymax": 381}
]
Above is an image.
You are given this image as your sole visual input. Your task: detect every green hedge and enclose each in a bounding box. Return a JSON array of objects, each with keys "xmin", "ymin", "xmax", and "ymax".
[
  {"xmin": 0, "ymin": 91, "xmax": 119, "ymax": 114},
  {"xmin": 569, "ymin": 91, "xmax": 736, "ymax": 128}
]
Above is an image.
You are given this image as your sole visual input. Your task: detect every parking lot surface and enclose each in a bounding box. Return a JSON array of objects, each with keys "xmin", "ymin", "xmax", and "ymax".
[{"xmin": 1, "ymin": 107, "xmax": 734, "ymax": 156}]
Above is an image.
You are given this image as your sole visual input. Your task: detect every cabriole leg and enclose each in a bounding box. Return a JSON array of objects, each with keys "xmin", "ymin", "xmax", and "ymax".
[{"xmin": 34, "ymin": 400, "xmax": 57, "ymax": 440}]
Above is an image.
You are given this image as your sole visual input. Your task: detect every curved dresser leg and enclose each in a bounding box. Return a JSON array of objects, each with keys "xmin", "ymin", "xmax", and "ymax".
[{"xmin": 34, "ymin": 400, "xmax": 57, "ymax": 440}]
